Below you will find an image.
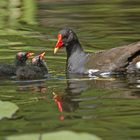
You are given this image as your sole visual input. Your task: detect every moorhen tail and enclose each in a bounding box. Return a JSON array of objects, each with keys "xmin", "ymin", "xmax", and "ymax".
[
  {"xmin": 16, "ymin": 52, "xmax": 48, "ymax": 80},
  {"xmin": 0, "ymin": 52, "xmax": 34, "ymax": 76},
  {"xmin": 54, "ymin": 27, "xmax": 140, "ymax": 76}
]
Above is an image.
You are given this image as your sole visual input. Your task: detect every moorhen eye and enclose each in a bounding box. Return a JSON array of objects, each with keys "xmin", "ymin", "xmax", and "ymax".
[{"xmin": 54, "ymin": 27, "xmax": 140, "ymax": 76}]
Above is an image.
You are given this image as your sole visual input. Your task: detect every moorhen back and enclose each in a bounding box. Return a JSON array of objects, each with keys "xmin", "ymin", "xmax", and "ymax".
[{"xmin": 54, "ymin": 27, "xmax": 140, "ymax": 76}]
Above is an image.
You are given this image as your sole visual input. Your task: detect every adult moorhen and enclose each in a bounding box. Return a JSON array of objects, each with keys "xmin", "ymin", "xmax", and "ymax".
[
  {"xmin": 54, "ymin": 27, "xmax": 140, "ymax": 76},
  {"xmin": 0, "ymin": 52, "xmax": 34, "ymax": 76},
  {"xmin": 16, "ymin": 52, "xmax": 48, "ymax": 80}
]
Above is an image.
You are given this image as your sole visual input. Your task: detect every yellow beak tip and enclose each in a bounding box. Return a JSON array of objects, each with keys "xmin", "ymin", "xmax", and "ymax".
[{"xmin": 54, "ymin": 48, "xmax": 59, "ymax": 54}]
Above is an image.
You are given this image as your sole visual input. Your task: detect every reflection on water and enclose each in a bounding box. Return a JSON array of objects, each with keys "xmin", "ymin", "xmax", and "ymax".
[
  {"xmin": 66, "ymin": 74, "xmax": 140, "ymax": 93},
  {"xmin": 0, "ymin": 0, "xmax": 140, "ymax": 140},
  {"xmin": 16, "ymin": 79, "xmax": 47, "ymax": 93},
  {"xmin": 60, "ymin": 74, "xmax": 140, "ymax": 113}
]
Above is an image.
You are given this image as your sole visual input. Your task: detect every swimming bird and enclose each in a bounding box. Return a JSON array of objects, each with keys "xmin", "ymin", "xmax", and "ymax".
[
  {"xmin": 16, "ymin": 52, "xmax": 48, "ymax": 80},
  {"xmin": 0, "ymin": 52, "xmax": 34, "ymax": 76},
  {"xmin": 54, "ymin": 27, "xmax": 140, "ymax": 76}
]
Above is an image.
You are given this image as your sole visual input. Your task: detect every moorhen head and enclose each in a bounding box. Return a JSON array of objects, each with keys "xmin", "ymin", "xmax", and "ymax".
[
  {"xmin": 54, "ymin": 28, "xmax": 83, "ymax": 56},
  {"xmin": 0, "ymin": 51, "xmax": 34, "ymax": 77},
  {"xmin": 54, "ymin": 27, "xmax": 140, "ymax": 76},
  {"xmin": 15, "ymin": 52, "xmax": 34, "ymax": 66},
  {"xmin": 16, "ymin": 52, "xmax": 48, "ymax": 80}
]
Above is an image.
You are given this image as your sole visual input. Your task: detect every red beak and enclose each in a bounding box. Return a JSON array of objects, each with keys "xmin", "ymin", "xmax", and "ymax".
[
  {"xmin": 26, "ymin": 52, "xmax": 34, "ymax": 58},
  {"xmin": 39, "ymin": 52, "xmax": 46, "ymax": 60},
  {"xmin": 54, "ymin": 34, "xmax": 63, "ymax": 54}
]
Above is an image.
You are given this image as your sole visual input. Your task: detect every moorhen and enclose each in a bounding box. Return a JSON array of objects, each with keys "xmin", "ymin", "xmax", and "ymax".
[
  {"xmin": 0, "ymin": 52, "xmax": 34, "ymax": 76},
  {"xmin": 54, "ymin": 27, "xmax": 140, "ymax": 76},
  {"xmin": 16, "ymin": 52, "xmax": 48, "ymax": 80}
]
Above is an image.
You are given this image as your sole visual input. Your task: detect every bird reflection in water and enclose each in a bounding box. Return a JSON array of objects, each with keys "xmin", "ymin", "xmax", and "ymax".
[
  {"xmin": 16, "ymin": 79, "xmax": 47, "ymax": 94},
  {"xmin": 16, "ymin": 73, "xmax": 140, "ymax": 121},
  {"xmin": 53, "ymin": 73, "xmax": 140, "ymax": 116},
  {"xmin": 53, "ymin": 92, "xmax": 63, "ymax": 112}
]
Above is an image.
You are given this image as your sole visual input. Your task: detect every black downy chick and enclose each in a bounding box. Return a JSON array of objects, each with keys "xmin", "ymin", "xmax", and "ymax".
[
  {"xmin": 16, "ymin": 52, "xmax": 48, "ymax": 80},
  {"xmin": 0, "ymin": 52, "xmax": 34, "ymax": 77}
]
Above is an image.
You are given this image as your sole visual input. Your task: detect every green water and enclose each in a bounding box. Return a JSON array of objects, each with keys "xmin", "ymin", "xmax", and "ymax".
[{"xmin": 0, "ymin": 0, "xmax": 140, "ymax": 140}]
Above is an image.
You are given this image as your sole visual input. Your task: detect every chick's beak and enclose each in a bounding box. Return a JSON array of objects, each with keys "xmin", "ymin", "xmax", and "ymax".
[
  {"xmin": 39, "ymin": 52, "xmax": 46, "ymax": 60},
  {"xmin": 26, "ymin": 52, "xmax": 34, "ymax": 58},
  {"xmin": 54, "ymin": 34, "xmax": 63, "ymax": 54}
]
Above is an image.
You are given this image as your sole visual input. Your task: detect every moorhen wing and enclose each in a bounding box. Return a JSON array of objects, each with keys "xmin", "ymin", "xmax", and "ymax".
[
  {"xmin": 16, "ymin": 52, "xmax": 48, "ymax": 80},
  {"xmin": 0, "ymin": 52, "xmax": 34, "ymax": 76},
  {"xmin": 54, "ymin": 27, "xmax": 140, "ymax": 76}
]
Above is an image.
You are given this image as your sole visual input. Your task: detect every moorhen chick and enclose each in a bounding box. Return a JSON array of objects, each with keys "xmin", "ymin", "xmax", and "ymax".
[
  {"xmin": 16, "ymin": 52, "xmax": 48, "ymax": 80},
  {"xmin": 0, "ymin": 52, "xmax": 34, "ymax": 76},
  {"xmin": 54, "ymin": 27, "xmax": 140, "ymax": 76}
]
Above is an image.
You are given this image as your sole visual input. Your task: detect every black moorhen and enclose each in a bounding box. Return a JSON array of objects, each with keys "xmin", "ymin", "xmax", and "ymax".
[
  {"xmin": 16, "ymin": 52, "xmax": 48, "ymax": 80},
  {"xmin": 0, "ymin": 52, "xmax": 34, "ymax": 76},
  {"xmin": 54, "ymin": 27, "xmax": 140, "ymax": 76}
]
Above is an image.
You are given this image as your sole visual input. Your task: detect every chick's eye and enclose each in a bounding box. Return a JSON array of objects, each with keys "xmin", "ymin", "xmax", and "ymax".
[{"xmin": 18, "ymin": 55, "xmax": 25, "ymax": 61}]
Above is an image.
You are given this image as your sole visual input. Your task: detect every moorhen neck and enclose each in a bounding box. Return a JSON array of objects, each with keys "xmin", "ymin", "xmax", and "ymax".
[
  {"xmin": 16, "ymin": 52, "xmax": 48, "ymax": 80},
  {"xmin": 54, "ymin": 27, "xmax": 140, "ymax": 75},
  {"xmin": 0, "ymin": 52, "xmax": 34, "ymax": 76}
]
